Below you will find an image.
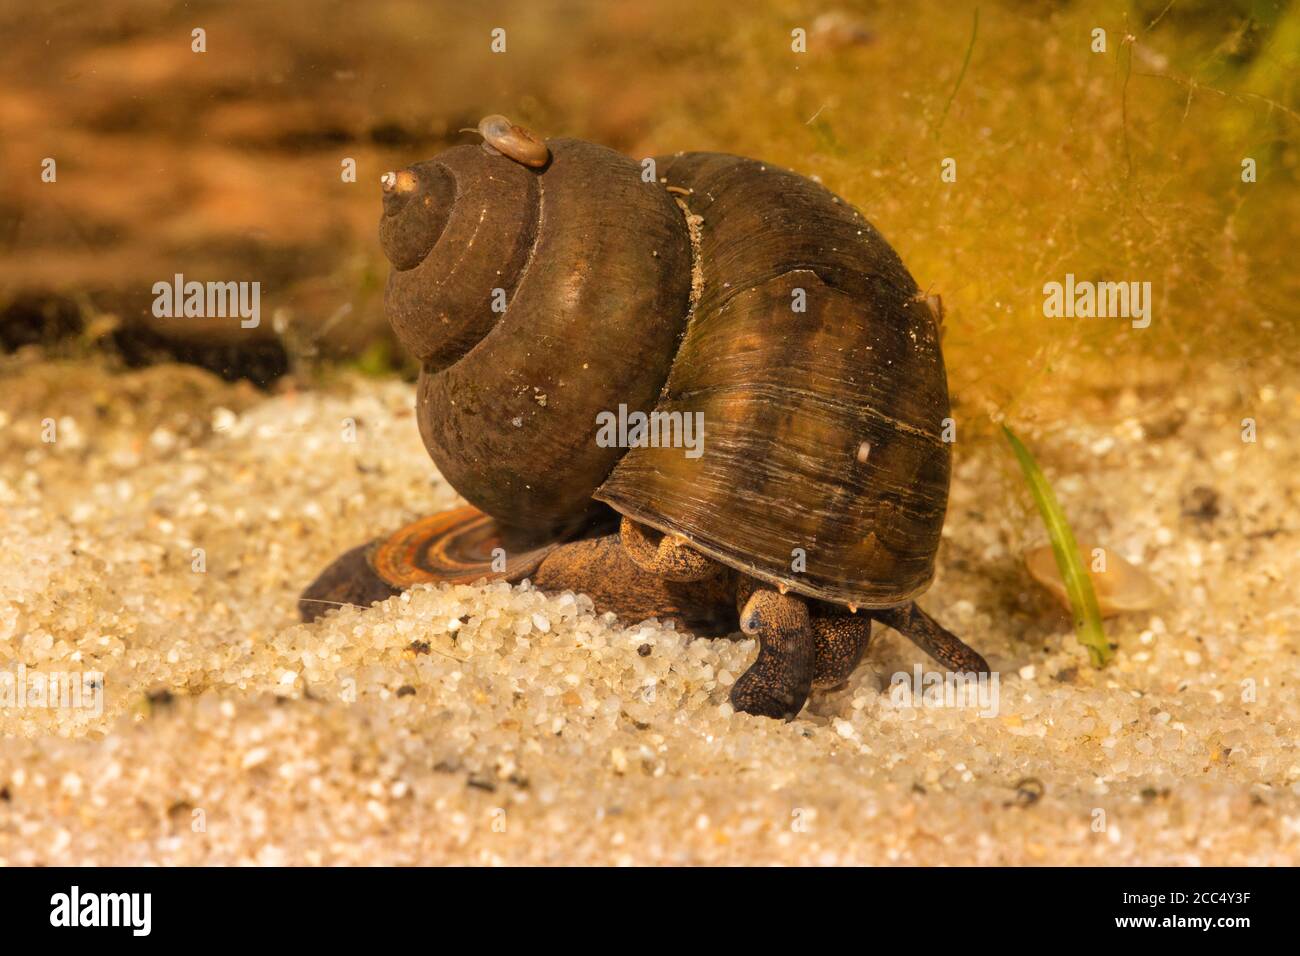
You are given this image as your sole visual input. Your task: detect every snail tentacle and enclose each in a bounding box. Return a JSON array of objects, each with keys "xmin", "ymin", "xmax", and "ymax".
[{"xmin": 875, "ymin": 603, "xmax": 989, "ymax": 675}]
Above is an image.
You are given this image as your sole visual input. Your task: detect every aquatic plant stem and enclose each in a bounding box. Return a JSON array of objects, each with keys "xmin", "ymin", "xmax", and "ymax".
[
  {"xmin": 1003, "ymin": 426, "xmax": 1112, "ymax": 667},
  {"xmin": 934, "ymin": 8, "xmax": 979, "ymax": 138}
]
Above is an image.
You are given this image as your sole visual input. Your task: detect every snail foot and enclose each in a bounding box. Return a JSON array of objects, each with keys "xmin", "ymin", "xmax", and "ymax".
[
  {"xmin": 300, "ymin": 506, "xmax": 560, "ymax": 624},
  {"xmin": 299, "ymin": 541, "xmax": 401, "ymax": 623}
]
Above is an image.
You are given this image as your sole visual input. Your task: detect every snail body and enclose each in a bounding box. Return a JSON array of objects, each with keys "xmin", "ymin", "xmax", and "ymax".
[{"xmin": 304, "ymin": 117, "xmax": 987, "ymax": 720}]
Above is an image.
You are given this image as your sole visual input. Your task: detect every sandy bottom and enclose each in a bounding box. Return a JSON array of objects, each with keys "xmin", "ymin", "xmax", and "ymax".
[{"xmin": 0, "ymin": 355, "xmax": 1297, "ymax": 865}]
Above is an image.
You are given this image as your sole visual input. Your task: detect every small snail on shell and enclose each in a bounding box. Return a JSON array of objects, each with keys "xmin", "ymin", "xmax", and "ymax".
[
  {"xmin": 302, "ymin": 114, "xmax": 989, "ymax": 720},
  {"xmin": 472, "ymin": 114, "xmax": 550, "ymax": 167}
]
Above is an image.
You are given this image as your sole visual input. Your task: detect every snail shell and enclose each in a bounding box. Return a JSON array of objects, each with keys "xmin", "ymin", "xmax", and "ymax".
[
  {"xmin": 1024, "ymin": 541, "xmax": 1165, "ymax": 616},
  {"xmin": 384, "ymin": 138, "xmax": 692, "ymax": 535},
  {"xmin": 476, "ymin": 114, "xmax": 550, "ymax": 168},
  {"xmin": 379, "ymin": 131, "xmax": 950, "ymax": 608},
  {"xmin": 594, "ymin": 153, "xmax": 949, "ymax": 606}
]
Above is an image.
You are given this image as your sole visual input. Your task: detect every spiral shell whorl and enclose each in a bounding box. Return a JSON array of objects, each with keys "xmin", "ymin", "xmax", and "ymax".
[
  {"xmin": 382, "ymin": 147, "xmax": 540, "ymax": 371},
  {"xmin": 379, "ymin": 164, "xmax": 454, "ymax": 271},
  {"xmin": 387, "ymin": 139, "xmax": 693, "ymax": 535}
]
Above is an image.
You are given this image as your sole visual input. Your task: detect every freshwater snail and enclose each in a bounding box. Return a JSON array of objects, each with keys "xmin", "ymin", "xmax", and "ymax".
[
  {"xmin": 472, "ymin": 113, "xmax": 550, "ymax": 167},
  {"xmin": 301, "ymin": 115, "xmax": 990, "ymax": 720}
]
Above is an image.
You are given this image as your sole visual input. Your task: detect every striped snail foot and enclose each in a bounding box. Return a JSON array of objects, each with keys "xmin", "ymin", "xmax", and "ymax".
[
  {"xmin": 298, "ymin": 506, "xmax": 560, "ymax": 623},
  {"xmin": 730, "ymin": 582, "xmax": 815, "ymax": 720},
  {"xmin": 298, "ymin": 541, "xmax": 402, "ymax": 623}
]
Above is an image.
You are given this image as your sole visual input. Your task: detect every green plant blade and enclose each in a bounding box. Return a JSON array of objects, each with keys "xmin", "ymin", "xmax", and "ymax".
[{"xmin": 1003, "ymin": 426, "xmax": 1112, "ymax": 667}]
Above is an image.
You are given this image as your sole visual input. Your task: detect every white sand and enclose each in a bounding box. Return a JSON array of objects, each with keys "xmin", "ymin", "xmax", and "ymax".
[{"xmin": 1, "ymin": 354, "xmax": 1297, "ymax": 864}]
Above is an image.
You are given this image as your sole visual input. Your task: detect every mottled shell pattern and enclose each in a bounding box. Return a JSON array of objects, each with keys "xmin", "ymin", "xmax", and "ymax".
[{"xmin": 378, "ymin": 117, "xmax": 951, "ymax": 610}]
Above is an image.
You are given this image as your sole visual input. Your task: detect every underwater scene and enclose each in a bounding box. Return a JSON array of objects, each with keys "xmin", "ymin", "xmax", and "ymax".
[{"xmin": 1, "ymin": 0, "xmax": 1299, "ymax": 874}]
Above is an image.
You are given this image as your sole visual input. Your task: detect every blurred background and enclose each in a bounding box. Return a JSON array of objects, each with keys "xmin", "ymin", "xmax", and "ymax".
[{"xmin": 1, "ymin": 0, "xmax": 1297, "ymax": 430}]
